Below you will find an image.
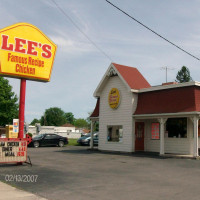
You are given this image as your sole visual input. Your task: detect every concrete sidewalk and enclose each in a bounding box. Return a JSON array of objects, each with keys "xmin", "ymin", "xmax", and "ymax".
[{"xmin": 0, "ymin": 181, "xmax": 48, "ymax": 200}]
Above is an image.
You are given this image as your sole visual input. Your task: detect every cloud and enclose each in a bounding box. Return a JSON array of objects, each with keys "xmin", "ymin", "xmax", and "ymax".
[
  {"xmin": 26, "ymin": 111, "xmax": 43, "ymax": 117},
  {"xmin": 49, "ymin": 35, "xmax": 95, "ymax": 55}
]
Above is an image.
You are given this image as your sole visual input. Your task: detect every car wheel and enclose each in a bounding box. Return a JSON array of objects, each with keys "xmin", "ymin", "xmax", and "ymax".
[
  {"xmin": 58, "ymin": 141, "xmax": 64, "ymax": 147},
  {"xmin": 33, "ymin": 141, "xmax": 39, "ymax": 148}
]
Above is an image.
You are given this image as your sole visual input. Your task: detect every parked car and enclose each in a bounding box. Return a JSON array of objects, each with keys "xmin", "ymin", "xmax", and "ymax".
[
  {"xmin": 77, "ymin": 132, "xmax": 98, "ymax": 146},
  {"xmin": 28, "ymin": 133, "xmax": 68, "ymax": 148}
]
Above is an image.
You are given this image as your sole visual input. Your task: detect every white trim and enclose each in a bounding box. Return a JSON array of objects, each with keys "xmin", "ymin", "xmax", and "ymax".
[
  {"xmin": 90, "ymin": 117, "xmax": 99, "ymax": 121},
  {"xmin": 190, "ymin": 116, "xmax": 199, "ymax": 157},
  {"xmin": 133, "ymin": 111, "xmax": 200, "ymax": 119},
  {"xmin": 93, "ymin": 67, "xmax": 110, "ymax": 97},
  {"xmin": 131, "ymin": 89, "xmax": 139, "ymax": 93},
  {"xmin": 138, "ymin": 81, "xmax": 200, "ymax": 93},
  {"xmin": 90, "ymin": 121, "xmax": 94, "ymax": 149},
  {"xmin": 158, "ymin": 118, "xmax": 167, "ymax": 155},
  {"xmin": 93, "ymin": 63, "xmax": 131, "ymax": 97}
]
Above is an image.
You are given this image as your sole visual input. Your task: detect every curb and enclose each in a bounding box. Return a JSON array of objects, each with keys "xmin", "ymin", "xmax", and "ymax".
[{"xmin": 0, "ymin": 181, "xmax": 48, "ymax": 200}]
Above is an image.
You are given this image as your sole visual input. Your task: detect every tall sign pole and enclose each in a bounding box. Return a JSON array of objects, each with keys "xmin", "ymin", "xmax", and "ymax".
[
  {"xmin": 0, "ymin": 23, "xmax": 57, "ymax": 164},
  {"xmin": 18, "ymin": 79, "xmax": 26, "ymax": 139}
]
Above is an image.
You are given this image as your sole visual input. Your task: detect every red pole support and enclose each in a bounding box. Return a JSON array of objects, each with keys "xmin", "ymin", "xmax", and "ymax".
[{"xmin": 18, "ymin": 79, "xmax": 26, "ymax": 139}]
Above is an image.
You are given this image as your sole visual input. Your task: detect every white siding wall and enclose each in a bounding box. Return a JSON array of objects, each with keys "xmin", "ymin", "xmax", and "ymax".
[
  {"xmin": 144, "ymin": 120, "xmax": 160, "ymax": 152},
  {"xmin": 144, "ymin": 118, "xmax": 194, "ymax": 155},
  {"xmin": 99, "ymin": 76, "xmax": 137, "ymax": 152}
]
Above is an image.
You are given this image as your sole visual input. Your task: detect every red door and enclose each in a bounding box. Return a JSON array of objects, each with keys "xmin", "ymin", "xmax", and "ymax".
[{"xmin": 135, "ymin": 122, "xmax": 144, "ymax": 151}]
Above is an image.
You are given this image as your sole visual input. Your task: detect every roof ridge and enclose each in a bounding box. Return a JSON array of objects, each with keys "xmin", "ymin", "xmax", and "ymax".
[
  {"xmin": 112, "ymin": 62, "xmax": 137, "ymax": 69},
  {"xmin": 112, "ymin": 63, "xmax": 151, "ymax": 90}
]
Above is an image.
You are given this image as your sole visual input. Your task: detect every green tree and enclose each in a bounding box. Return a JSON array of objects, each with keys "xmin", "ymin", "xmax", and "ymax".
[
  {"xmin": 74, "ymin": 118, "xmax": 89, "ymax": 128},
  {"xmin": 0, "ymin": 77, "xmax": 18, "ymax": 126},
  {"xmin": 65, "ymin": 112, "xmax": 75, "ymax": 125},
  {"xmin": 40, "ymin": 107, "xmax": 67, "ymax": 126},
  {"xmin": 176, "ymin": 66, "xmax": 193, "ymax": 83},
  {"xmin": 30, "ymin": 118, "xmax": 40, "ymax": 125}
]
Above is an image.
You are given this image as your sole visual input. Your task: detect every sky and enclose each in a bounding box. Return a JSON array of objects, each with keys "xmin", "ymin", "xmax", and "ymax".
[{"xmin": 0, "ymin": 0, "xmax": 200, "ymax": 123}]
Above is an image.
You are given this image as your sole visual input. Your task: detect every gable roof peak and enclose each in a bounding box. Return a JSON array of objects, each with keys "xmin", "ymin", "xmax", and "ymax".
[
  {"xmin": 93, "ymin": 62, "xmax": 151, "ymax": 97},
  {"xmin": 112, "ymin": 62, "xmax": 137, "ymax": 69},
  {"xmin": 112, "ymin": 63, "xmax": 151, "ymax": 90}
]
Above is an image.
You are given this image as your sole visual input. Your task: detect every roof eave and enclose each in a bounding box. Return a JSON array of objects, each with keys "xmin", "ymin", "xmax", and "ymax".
[
  {"xmin": 133, "ymin": 111, "xmax": 200, "ymax": 119},
  {"xmin": 93, "ymin": 63, "xmax": 131, "ymax": 97},
  {"xmin": 138, "ymin": 81, "xmax": 200, "ymax": 93}
]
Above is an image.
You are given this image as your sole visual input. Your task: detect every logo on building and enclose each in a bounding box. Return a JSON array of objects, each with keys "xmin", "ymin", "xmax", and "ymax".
[{"xmin": 108, "ymin": 88, "xmax": 121, "ymax": 109}]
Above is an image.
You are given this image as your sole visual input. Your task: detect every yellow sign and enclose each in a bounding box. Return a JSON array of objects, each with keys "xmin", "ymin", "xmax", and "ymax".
[
  {"xmin": 6, "ymin": 125, "xmax": 18, "ymax": 138},
  {"xmin": 108, "ymin": 88, "xmax": 121, "ymax": 109},
  {"xmin": 0, "ymin": 23, "xmax": 57, "ymax": 82}
]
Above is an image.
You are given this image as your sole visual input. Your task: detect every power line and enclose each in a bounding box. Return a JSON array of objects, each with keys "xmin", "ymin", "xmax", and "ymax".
[
  {"xmin": 50, "ymin": 0, "xmax": 112, "ymax": 62},
  {"xmin": 105, "ymin": 0, "xmax": 200, "ymax": 61}
]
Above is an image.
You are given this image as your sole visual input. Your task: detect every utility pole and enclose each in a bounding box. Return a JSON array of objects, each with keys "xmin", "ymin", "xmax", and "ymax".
[{"xmin": 160, "ymin": 67, "xmax": 175, "ymax": 83}]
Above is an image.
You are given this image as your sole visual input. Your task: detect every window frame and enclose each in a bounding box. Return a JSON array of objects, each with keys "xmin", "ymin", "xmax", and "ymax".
[
  {"xmin": 166, "ymin": 118, "xmax": 187, "ymax": 138},
  {"xmin": 107, "ymin": 125, "xmax": 123, "ymax": 142}
]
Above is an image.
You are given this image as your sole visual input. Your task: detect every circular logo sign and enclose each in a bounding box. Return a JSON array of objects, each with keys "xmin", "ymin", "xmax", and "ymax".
[{"xmin": 108, "ymin": 88, "xmax": 120, "ymax": 109}]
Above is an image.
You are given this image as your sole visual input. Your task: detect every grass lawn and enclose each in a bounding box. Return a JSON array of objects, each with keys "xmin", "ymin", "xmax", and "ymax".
[{"xmin": 67, "ymin": 138, "xmax": 79, "ymax": 146}]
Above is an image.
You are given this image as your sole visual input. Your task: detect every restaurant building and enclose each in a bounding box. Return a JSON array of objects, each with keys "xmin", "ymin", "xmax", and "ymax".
[{"xmin": 90, "ymin": 63, "xmax": 200, "ymax": 157}]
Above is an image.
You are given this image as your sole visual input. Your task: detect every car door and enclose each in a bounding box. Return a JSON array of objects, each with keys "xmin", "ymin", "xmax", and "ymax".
[
  {"xmin": 43, "ymin": 134, "xmax": 55, "ymax": 146},
  {"xmin": 51, "ymin": 134, "xmax": 61, "ymax": 145}
]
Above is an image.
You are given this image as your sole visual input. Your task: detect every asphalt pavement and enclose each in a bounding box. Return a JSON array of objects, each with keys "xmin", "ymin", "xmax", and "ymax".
[{"xmin": 1, "ymin": 146, "xmax": 200, "ymax": 200}]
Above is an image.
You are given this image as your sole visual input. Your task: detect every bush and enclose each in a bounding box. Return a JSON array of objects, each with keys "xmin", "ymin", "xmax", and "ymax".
[{"xmin": 27, "ymin": 133, "xmax": 33, "ymax": 138}]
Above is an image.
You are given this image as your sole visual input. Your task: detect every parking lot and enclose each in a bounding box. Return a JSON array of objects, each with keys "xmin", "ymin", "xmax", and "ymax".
[{"xmin": 1, "ymin": 146, "xmax": 200, "ymax": 200}]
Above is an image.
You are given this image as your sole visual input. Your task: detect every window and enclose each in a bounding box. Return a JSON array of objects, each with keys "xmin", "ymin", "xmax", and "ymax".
[
  {"xmin": 33, "ymin": 134, "xmax": 44, "ymax": 139},
  {"xmin": 107, "ymin": 125, "xmax": 123, "ymax": 142},
  {"xmin": 166, "ymin": 118, "xmax": 187, "ymax": 138},
  {"xmin": 45, "ymin": 134, "xmax": 53, "ymax": 139},
  {"xmin": 151, "ymin": 123, "xmax": 160, "ymax": 139},
  {"xmin": 45, "ymin": 134, "xmax": 59, "ymax": 139}
]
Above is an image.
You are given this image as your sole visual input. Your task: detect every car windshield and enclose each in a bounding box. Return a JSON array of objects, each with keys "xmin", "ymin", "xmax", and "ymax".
[
  {"xmin": 33, "ymin": 134, "xmax": 44, "ymax": 139},
  {"xmin": 81, "ymin": 133, "xmax": 91, "ymax": 139}
]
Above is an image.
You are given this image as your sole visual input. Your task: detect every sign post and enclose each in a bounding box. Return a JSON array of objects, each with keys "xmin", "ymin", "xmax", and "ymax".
[
  {"xmin": 18, "ymin": 79, "xmax": 26, "ymax": 139},
  {"xmin": 0, "ymin": 22, "xmax": 57, "ymax": 164}
]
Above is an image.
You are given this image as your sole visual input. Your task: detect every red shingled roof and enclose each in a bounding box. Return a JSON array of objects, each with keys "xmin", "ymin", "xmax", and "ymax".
[
  {"xmin": 134, "ymin": 86, "xmax": 200, "ymax": 115},
  {"xmin": 61, "ymin": 123, "xmax": 75, "ymax": 127},
  {"xmin": 90, "ymin": 98, "xmax": 100, "ymax": 118},
  {"xmin": 91, "ymin": 63, "xmax": 151, "ymax": 118},
  {"xmin": 113, "ymin": 63, "xmax": 151, "ymax": 90}
]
